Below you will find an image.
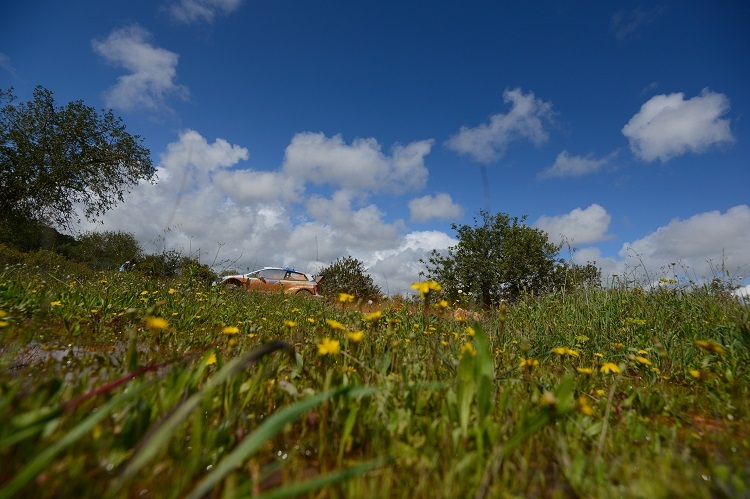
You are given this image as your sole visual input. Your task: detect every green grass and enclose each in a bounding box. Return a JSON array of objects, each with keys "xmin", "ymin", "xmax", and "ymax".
[{"xmin": 0, "ymin": 259, "xmax": 748, "ymax": 498}]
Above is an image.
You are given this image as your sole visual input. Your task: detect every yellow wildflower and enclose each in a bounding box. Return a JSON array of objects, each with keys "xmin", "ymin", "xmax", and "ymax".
[
  {"xmin": 576, "ymin": 367, "xmax": 594, "ymax": 375},
  {"xmin": 141, "ymin": 290, "xmax": 149, "ymax": 296},
  {"xmin": 307, "ymin": 317, "xmax": 316, "ymax": 323},
  {"xmin": 168, "ymin": 288, "xmax": 176, "ymax": 294},
  {"xmin": 460, "ymin": 342, "xmax": 476, "ymax": 358},
  {"xmin": 338, "ymin": 293, "xmax": 355, "ymax": 303},
  {"xmin": 633, "ymin": 356, "xmax": 652, "ymax": 365},
  {"xmin": 318, "ymin": 338, "xmax": 341, "ymax": 355},
  {"xmin": 283, "ymin": 320, "xmax": 298, "ymax": 328},
  {"xmin": 362, "ymin": 310, "xmax": 383, "ymax": 322},
  {"xmin": 519, "ymin": 358, "xmax": 539, "ymax": 368},
  {"xmin": 595, "ymin": 389, "xmax": 605, "ymax": 397},
  {"xmin": 594, "ymin": 352, "xmax": 604, "ymax": 358},
  {"xmin": 637, "ymin": 349, "xmax": 648, "ymax": 355},
  {"xmin": 50, "ymin": 301, "xmax": 62, "ymax": 307},
  {"xmin": 577, "ymin": 395, "xmax": 595, "ymax": 416},
  {"xmin": 145, "ymin": 316, "xmax": 169, "ymax": 330},
  {"xmin": 436, "ymin": 299, "xmax": 449, "ymax": 309},
  {"xmin": 222, "ymin": 326, "xmax": 240, "ymax": 335},
  {"xmin": 347, "ymin": 331, "xmax": 364, "ymax": 343},
  {"xmin": 553, "ymin": 346, "xmax": 579, "ymax": 357},
  {"xmin": 465, "ymin": 326, "xmax": 475, "ymax": 337},
  {"xmin": 600, "ymin": 362, "xmax": 620, "ymax": 374},
  {"xmin": 694, "ymin": 340, "xmax": 726, "ymax": 355},
  {"xmin": 612, "ymin": 343, "xmax": 624, "ymax": 350},
  {"xmin": 411, "ymin": 280, "xmax": 442, "ymax": 297},
  {"xmin": 326, "ymin": 318, "xmax": 346, "ymax": 331},
  {"xmin": 205, "ymin": 353, "xmax": 217, "ymax": 366}
]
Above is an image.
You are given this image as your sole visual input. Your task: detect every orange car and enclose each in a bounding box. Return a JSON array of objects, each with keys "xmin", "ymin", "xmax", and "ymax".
[{"xmin": 216, "ymin": 267, "xmax": 323, "ymax": 296}]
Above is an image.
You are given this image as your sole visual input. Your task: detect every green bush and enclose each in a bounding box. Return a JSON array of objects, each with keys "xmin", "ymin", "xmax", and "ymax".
[{"xmin": 318, "ymin": 255, "xmax": 382, "ymax": 302}]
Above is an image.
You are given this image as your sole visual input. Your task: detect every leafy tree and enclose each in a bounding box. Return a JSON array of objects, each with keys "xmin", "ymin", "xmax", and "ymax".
[
  {"xmin": 422, "ymin": 211, "xmax": 563, "ymax": 307},
  {"xmin": 0, "ymin": 86, "xmax": 154, "ymax": 233},
  {"xmin": 319, "ymin": 256, "xmax": 382, "ymax": 302},
  {"xmin": 68, "ymin": 230, "xmax": 143, "ymax": 271}
]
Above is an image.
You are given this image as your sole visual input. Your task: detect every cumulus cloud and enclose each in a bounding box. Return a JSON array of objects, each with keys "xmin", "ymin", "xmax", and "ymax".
[
  {"xmin": 282, "ymin": 132, "xmax": 432, "ymax": 194},
  {"xmin": 622, "ymin": 89, "xmax": 734, "ymax": 162},
  {"xmin": 167, "ymin": 0, "xmax": 243, "ymax": 24},
  {"xmin": 538, "ymin": 150, "xmax": 617, "ymax": 179},
  {"xmin": 92, "ymin": 25, "xmax": 188, "ymax": 111},
  {"xmin": 534, "ymin": 204, "xmax": 613, "ymax": 246},
  {"xmin": 445, "ymin": 88, "xmax": 554, "ymax": 164},
  {"xmin": 408, "ymin": 193, "xmax": 463, "ymax": 223},
  {"xmin": 620, "ymin": 205, "xmax": 750, "ymax": 281}
]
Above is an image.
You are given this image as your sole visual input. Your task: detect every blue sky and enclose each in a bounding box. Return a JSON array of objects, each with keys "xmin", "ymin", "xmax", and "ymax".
[{"xmin": 2, "ymin": 1, "xmax": 749, "ymax": 296}]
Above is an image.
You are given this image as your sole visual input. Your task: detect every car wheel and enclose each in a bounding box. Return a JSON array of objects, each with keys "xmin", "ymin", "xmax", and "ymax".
[
  {"xmin": 224, "ymin": 281, "xmax": 241, "ymax": 291},
  {"xmin": 295, "ymin": 289, "xmax": 313, "ymax": 295}
]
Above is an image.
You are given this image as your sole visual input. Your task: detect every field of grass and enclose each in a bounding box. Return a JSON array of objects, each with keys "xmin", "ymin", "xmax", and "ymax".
[{"xmin": 1, "ymin": 255, "xmax": 748, "ymax": 498}]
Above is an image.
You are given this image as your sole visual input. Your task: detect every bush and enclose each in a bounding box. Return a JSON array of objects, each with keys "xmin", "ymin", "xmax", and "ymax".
[{"xmin": 318, "ymin": 256, "xmax": 381, "ymax": 302}]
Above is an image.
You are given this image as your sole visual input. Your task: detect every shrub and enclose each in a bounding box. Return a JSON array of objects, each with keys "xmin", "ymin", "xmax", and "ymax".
[{"xmin": 318, "ymin": 256, "xmax": 381, "ymax": 302}]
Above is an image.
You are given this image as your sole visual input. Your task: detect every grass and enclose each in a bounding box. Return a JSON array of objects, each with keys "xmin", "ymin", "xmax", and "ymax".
[{"xmin": 0, "ymin": 257, "xmax": 748, "ymax": 498}]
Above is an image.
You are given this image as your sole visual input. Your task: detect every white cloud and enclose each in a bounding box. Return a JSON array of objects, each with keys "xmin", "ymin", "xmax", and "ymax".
[
  {"xmin": 92, "ymin": 25, "xmax": 188, "ymax": 111},
  {"xmin": 534, "ymin": 204, "xmax": 612, "ymax": 246},
  {"xmin": 622, "ymin": 89, "xmax": 734, "ymax": 162},
  {"xmin": 0, "ymin": 52, "xmax": 16, "ymax": 76},
  {"xmin": 408, "ymin": 193, "xmax": 463, "ymax": 223},
  {"xmin": 282, "ymin": 132, "xmax": 432, "ymax": 194},
  {"xmin": 167, "ymin": 0, "xmax": 243, "ymax": 24},
  {"xmin": 620, "ymin": 205, "xmax": 750, "ymax": 281},
  {"xmin": 538, "ymin": 150, "xmax": 617, "ymax": 179},
  {"xmin": 445, "ymin": 88, "xmax": 554, "ymax": 164}
]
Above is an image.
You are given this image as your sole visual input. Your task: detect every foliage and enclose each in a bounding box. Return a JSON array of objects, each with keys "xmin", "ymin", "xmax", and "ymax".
[
  {"xmin": 0, "ymin": 86, "xmax": 154, "ymax": 231},
  {"xmin": 66, "ymin": 230, "xmax": 143, "ymax": 271},
  {"xmin": 135, "ymin": 249, "xmax": 216, "ymax": 284},
  {"xmin": 422, "ymin": 210, "xmax": 562, "ymax": 307},
  {"xmin": 319, "ymin": 255, "xmax": 382, "ymax": 302},
  {"xmin": 0, "ymin": 251, "xmax": 748, "ymax": 497}
]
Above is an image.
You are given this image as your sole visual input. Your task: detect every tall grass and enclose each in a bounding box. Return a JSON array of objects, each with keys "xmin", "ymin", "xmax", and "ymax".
[{"xmin": 0, "ymin": 256, "xmax": 748, "ymax": 497}]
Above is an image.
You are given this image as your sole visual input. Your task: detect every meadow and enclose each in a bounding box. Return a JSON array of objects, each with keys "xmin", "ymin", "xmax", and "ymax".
[{"xmin": 0, "ymin": 251, "xmax": 748, "ymax": 498}]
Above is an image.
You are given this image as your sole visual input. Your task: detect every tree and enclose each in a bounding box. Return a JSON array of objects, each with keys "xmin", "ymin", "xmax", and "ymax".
[
  {"xmin": 0, "ymin": 86, "xmax": 154, "ymax": 233},
  {"xmin": 319, "ymin": 256, "xmax": 382, "ymax": 302},
  {"xmin": 422, "ymin": 211, "xmax": 563, "ymax": 307},
  {"xmin": 68, "ymin": 230, "xmax": 143, "ymax": 271}
]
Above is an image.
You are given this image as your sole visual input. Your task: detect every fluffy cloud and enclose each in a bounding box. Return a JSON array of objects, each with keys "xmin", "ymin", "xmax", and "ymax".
[
  {"xmin": 92, "ymin": 25, "xmax": 188, "ymax": 111},
  {"xmin": 620, "ymin": 206, "xmax": 750, "ymax": 281},
  {"xmin": 167, "ymin": 0, "xmax": 243, "ymax": 24},
  {"xmin": 538, "ymin": 151, "xmax": 617, "ymax": 179},
  {"xmin": 282, "ymin": 132, "xmax": 432, "ymax": 194},
  {"xmin": 445, "ymin": 88, "xmax": 554, "ymax": 164},
  {"xmin": 408, "ymin": 193, "xmax": 463, "ymax": 223},
  {"xmin": 534, "ymin": 204, "xmax": 612, "ymax": 246},
  {"xmin": 622, "ymin": 89, "xmax": 734, "ymax": 162}
]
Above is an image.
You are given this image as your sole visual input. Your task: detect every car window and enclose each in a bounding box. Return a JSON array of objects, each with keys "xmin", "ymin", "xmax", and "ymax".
[
  {"xmin": 286, "ymin": 272, "xmax": 307, "ymax": 281},
  {"xmin": 259, "ymin": 269, "xmax": 286, "ymax": 280}
]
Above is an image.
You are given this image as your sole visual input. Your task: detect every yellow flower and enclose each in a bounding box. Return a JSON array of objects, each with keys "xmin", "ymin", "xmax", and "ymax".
[
  {"xmin": 577, "ymin": 396, "xmax": 595, "ymax": 416},
  {"xmin": 612, "ymin": 343, "xmax": 624, "ymax": 350},
  {"xmin": 318, "ymin": 338, "xmax": 341, "ymax": 355},
  {"xmin": 633, "ymin": 356, "xmax": 652, "ymax": 365},
  {"xmin": 326, "ymin": 319, "xmax": 346, "ymax": 331},
  {"xmin": 410, "ymin": 280, "xmax": 442, "ymax": 297},
  {"xmin": 222, "ymin": 326, "xmax": 240, "ymax": 335},
  {"xmin": 637, "ymin": 349, "xmax": 648, "ymax": 355},
  {"xmin": 168, "ymin": 288, "xmax": 176, "ymax": 294},
  {"xmin": 553, "ymin": 346, "xmax": 579, "ymax": 357},
  {"xmin": 594, "ymin": 352, "xmax": 604, "ymax": 358},
  {"xmin": 460, "ymin": 342, "xmax": 476, "ymax": 358},
  {"xmin": 0, "ymin": 321, "xmax": 8, "ymax": 327},
  {"xmin": 600, "ymin": 362, "xmax": 620, "ymax": 374},
  {"xmin": 465, "ymin": 326, "xmax": 475, "ymax": 337},
  {"xmin": 362, "ymin": 310, "xmax": 383, "ymax": 322},
  {"xmin": 595, "ymin": 389, "xmax": 605, "ymax": 397},
  {"xmin": 694, "ymin": 340, "xmax": 726, "ymax": 355},
  {"xmin": 519, "ymin": 358, "xmax": 539, "ymax": 368},
  {"xmin": 50, "ymin": 301, "xmax": 62, "ymax": 307},
  {"xmin": 435, "ymin": 299, "xmax": 450, "ymax": 309},
  {"xmin": 283, "ymin": 320, "xmax": 298, "ymax": 328},
  {"xmin": 145, "ymin": 316, "xmax": 169, "ymax": 330},
  {"xmin": 576, "ymin": 367, "xmax": 594, "ymax": 375},
  {"xmin": 338, "ymin": 293, "xmax": 355, "ymax": 303},
  {"xmin": 205, "ymin": 353, "xmax": 217, "ymax": 366},
  {"xmin": 347, "ymin": 331, "xmax": 364, "ymax": 343},
  {"xmin": 100, "ymin": 279, "xmax": 108, "ymax": 284},
  {"xmin": 0, "ymin": 310, "xmax": 6, "ymax": 318},
  {"xmin": 307, "ymin": 317, "xmax": 316, "ymax": 323},
  {"xmin": 90, "ymin": 309, "xmax": 99, "ymax": 314},
  {"xmin": 141, "ymin": 290, "xmax": 149, "ymax": 296}
]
